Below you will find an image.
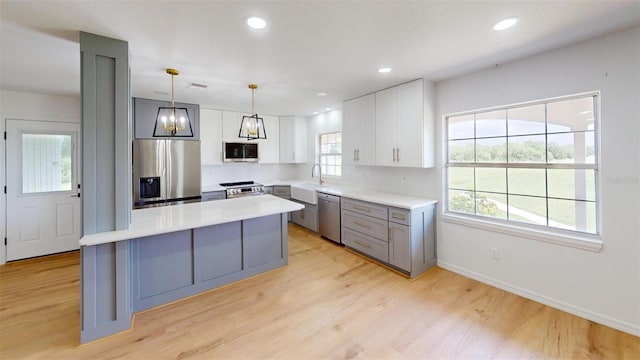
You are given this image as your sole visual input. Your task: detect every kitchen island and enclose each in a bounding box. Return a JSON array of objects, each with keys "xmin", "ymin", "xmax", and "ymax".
[{"xmin": 80, "ymin": 195, "xmax": 303, "ymax": 343}]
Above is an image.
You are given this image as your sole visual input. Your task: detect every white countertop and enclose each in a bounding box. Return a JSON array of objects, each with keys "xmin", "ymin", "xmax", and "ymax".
[
  {"xmin": 80, "ymin": 195, "xmax": 304, "ymax": 246},
  {"xmin": 315, "ymin": 186, "xmax": 437, "ymax": 209}
]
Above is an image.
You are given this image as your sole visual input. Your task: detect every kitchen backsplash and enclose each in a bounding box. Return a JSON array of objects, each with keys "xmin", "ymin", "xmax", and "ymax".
[
  {"xmin": 311, "ymin": 164, "xmax": 437, "ymax": 199},
  {"xmin": 201, "ymin": 163, "xmax": 304, "ymax": 188}
]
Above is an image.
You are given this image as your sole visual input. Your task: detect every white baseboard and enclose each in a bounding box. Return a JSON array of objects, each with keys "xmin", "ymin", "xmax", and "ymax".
[{"xmin": 437, "ymin": 260, "xmax": 640, "ymax": 337}]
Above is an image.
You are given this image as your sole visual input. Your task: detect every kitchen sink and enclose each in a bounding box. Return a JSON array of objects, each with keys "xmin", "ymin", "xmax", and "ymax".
[{"xmin": 290, "ymin": 183, "xmax": 319, "ymax": 204}]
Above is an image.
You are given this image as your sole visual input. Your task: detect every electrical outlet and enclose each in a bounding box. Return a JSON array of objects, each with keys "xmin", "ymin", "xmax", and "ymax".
[{"xmin": 491, "ymin": 248, "xmax": 500, "ymax": 260}]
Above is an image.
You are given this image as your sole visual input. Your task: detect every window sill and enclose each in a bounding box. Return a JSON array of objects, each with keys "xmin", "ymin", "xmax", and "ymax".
[{"xmin": 441, "ymin": 212, "xmax": 603, "ymax": 252}]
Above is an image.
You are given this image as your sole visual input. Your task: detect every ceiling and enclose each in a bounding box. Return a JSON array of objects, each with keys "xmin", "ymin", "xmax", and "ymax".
[{"xmin": 1, "ymin": 1, "xmax": 638, "ymax": 117}]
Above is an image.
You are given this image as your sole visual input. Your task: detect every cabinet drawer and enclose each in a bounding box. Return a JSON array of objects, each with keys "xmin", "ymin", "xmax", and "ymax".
[
  {"xmin": 342, "ymin": 228, "xmax": 389, "ymax": 263},
  {"xmin": 389, "ymin": 208, "xmax": 410, "ymax": 225},
  {"xmin": 342, "ymin": 198, "xmax": 388, "ymax": 220},
  {"xmin": 272, "ymin": 186, "xmax": 291, "ymax": 198},
  {"xmin": 342, "ymin": 210, "xmax": 388, "ymax": 241}
]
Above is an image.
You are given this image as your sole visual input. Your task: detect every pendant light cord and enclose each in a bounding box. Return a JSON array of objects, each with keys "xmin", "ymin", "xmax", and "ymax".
[{"xmin": 171, "ymin": 73, "xmax": 175, "ymax": 108}]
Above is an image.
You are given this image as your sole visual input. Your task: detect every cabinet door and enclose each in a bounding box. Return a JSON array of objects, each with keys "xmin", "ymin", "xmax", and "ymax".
[
  {"xmin": 200, "ymin": 108, "xmax": 222, "ymax": 165},
  {"xmin": 375, "ymin": 87, "xmax": 397, "ymax": 166},
  {"xmin": 293, "ymin": 117, "xmax": 308, "ymax": 163},
  {"xmin": 389, "ymin": 222, "xmax": 411, "ymax": 272},
  {"xmin": 342, "ymin": 98, "xmax": 359, "ymax": 166},
  {"xmin": 396, "ymin": 79, "xmax": 423, "ymax": 167},
  {"xmin": 258, "ymin": 115, "xmax": 279, "ymax": 164},
  {"xmin": 134, "ymin": 97, "xmax": 169, "ymax": 139},
  {"xmin": 357, "ymin": 94, "xmax": 376, "ymax": 165},
  {"xmin": 279, "ymin": 116, "xmax": 294, "ymax": 163},
  {"xmin": 222, "ymin": 111, "xmax": 241, "ymax": 142}
]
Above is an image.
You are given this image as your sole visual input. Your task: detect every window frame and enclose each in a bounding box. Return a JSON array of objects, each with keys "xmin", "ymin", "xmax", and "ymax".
[
  {"xmin": 317, "ymin": 131, "xmax": 342, "ymax": 178},
  {"xmin": 443, "ymin": 91, "xmax": 602, "ymax": 250}
]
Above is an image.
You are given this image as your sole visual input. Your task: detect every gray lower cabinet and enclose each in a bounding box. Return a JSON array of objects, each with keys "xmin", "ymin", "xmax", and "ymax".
[
  {"xmin": 265, "ymin": 186, "xmax": 292, "ymax": 221},
  {"xmin": 133, "ymin": 97, "xmax": 200, "ymax": 140},
  {"xmin": 202, "ymin": 190, "xmax": 226, "ymax": 201},
  {"xmin": 341, "ymin": 197, "xmax": 436, "ymax": 278},
  {"xmin": 291, "ymin": 199, "xmax": 318, "ymax": 232},
  {"xmin": 128, "ymin": 214, "xmax": 286, "ymax": 313}
]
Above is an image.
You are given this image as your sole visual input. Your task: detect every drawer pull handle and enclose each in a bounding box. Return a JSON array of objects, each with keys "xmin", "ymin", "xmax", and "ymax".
[
  {"xmin": 353, "ymin": 205, "xmax": 371, "ymax": 213},
  {"xmin": 353, "ymin": 221, "xmax": 372, "ymax": 229},
  {"xmin": 392, "ymin": 214, "xmax": 406, "ymax": 220},
  {"xmin": 354, "ymin": 240, "xmax": 372, "ymax": 249}
]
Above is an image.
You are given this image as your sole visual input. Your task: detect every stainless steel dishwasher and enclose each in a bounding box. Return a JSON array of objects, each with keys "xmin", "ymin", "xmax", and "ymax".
[{"xmin": 318, "ymin": 192, "xmax": 341, "ymax": 244}]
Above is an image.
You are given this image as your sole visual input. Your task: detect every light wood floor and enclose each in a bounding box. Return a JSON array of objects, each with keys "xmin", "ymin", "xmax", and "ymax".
[{"xmin": 1, "ymin": 224, "xmax": 638, "ymax": 359}]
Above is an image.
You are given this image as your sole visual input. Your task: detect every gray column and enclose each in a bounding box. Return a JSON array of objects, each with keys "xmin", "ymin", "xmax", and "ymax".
[
  {"xmin": 80, "ymin": 31, "xmax": 130, "ymax": 234},
  {"xmin": 80, "ymin": 31, "xmax": 131, "ymax": 343}
]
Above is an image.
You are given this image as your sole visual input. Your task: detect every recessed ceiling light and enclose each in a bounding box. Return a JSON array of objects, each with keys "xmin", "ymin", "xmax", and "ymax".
[
  {"xmin": 378, "ymin": 67, "xmax": 392, "ymax": 73},
  {"xmin": 316, "ymin": 92, "xmax": 327, "ymax": 96},
  {"xmin": 493, "ymin": 17, "xmax": 518, "ymax": 31},
  {"xmin": 325, "ymin": 107, "xmax": 332, "ymax": 111},
  {"xmin": 313, "ymin": 111, "xmax": 318, "ymax": 115},
  {"xmin": 247, "ymin": 17, "xmax": 266, "ymax": 29}
]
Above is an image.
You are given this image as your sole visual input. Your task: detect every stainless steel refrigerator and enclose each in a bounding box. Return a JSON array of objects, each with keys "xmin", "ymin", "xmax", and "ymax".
[{"xmin": 133, "ymin": 139, "xmax": 201, "ymax": 208}]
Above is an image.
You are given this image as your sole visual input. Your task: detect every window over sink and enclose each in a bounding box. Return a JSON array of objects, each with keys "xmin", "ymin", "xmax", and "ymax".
[{"xmin": 318, "ymin": 131, "xmax": 342, "ymax": 177}]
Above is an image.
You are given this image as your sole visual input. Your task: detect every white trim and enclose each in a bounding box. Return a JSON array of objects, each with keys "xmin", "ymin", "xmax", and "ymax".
[
  {"xmin": 437, "ymin": 260, "xmax": 640, "ymax": 337},
  {"xmin": 442, "ymin": 213, "xmax": 603, "ymax": 251}
]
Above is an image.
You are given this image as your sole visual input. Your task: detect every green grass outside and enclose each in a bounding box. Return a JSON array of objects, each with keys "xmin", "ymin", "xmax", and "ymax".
[{"xmin": 448, "ymin": 167, "xmax": 597, "ymax": 233}]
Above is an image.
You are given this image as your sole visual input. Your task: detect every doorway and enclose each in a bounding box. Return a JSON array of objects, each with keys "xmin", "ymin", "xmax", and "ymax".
[{"xmin": 5, "ymin": 119, "xmax": 81, "ymax": 261}]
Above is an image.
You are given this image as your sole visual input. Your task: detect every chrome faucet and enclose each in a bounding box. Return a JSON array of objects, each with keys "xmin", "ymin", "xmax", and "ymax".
[{"xmin": 311, "ymin": 163, "xmax": 324, "ymax": 185}]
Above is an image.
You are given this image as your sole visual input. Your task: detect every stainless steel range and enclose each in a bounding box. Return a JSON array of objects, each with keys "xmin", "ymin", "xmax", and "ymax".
[{"xmin": 220, "ymin": 181, "xmax": 265, "ymax": 199}]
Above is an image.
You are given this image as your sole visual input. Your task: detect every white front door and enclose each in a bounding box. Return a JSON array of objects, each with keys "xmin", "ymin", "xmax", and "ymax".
[{"xmin": 5, "ymin": 119, "xmax": 81, "ymax": 261}]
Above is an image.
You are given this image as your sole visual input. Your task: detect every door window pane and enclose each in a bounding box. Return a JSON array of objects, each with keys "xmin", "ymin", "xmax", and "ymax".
[{"xmin": 22, "ymin": 133, "xmax": 73, "ymax": 193}]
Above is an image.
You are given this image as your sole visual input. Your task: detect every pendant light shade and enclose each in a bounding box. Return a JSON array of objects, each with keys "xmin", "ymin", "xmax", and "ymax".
[
  {"xmin": 153, "ymin": 68, "xmax": 194, "ymax": 137},
  {"xmin": 238, "ymin": 84, "xmax": 267, "ymax": 140}
]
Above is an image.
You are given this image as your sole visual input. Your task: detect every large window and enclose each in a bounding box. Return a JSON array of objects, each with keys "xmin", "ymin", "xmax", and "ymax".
[
  {"xmin": 446, "ymin": 93, "xmax": 599, "ymax": 236},
  {"xmin": 318, "ymin": 132, "xmax": 342, "ymax": 177}
]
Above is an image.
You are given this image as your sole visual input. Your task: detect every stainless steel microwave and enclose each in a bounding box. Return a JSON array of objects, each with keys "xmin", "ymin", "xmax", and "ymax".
[{"xmin": 223, "ymin": 142, "xmax": 259, "ymax": 162}]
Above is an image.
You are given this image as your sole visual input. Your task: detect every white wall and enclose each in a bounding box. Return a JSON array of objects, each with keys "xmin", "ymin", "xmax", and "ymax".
[
  {"xmin": 303, "ymin": 108, "xmax": 436, "ymax": 198},
  {"xmin": 0, "ymin": 90, "xmax": 81, "ymax": 265},
  {"xmin": 434, "ymin": 26, "xmax": 640, "ymax": 335},
  {"xmin": 201, "ymin": 163, "xmax": 302, "ymax": 188}
]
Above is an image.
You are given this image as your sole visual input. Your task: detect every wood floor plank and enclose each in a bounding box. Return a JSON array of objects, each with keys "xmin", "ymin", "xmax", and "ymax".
[{"xmin": 1, "ymin": 224, "xmax": 638, "ymax": 359}]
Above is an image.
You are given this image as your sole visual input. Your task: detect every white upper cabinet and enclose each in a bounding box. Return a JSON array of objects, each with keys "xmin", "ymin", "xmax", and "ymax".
[
  {"xmin": 200, "ymin": 108, "xmax": 223, "ymax": 165},
  {"xmin": 343, "ymin": 93, "xmax": 375, "ymax": 166},
  {"xmin": 375, "ymin": 79, "xmax": 431, "ymax": 168},
  {"xmin": 221, "ymin": 110, "xmax": 279, "ymax": 164},
  {"xmin": 375, "ymin": 87, "xmax": 397, "ymax": 166},
  {"xmin": 279, "ymin": 116, "xmax": 307, "ymax": 163}
]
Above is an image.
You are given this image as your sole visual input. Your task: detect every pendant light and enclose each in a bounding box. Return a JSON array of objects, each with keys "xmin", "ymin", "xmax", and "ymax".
[
  {"xmin": 238, "ymin": 84, "xmax": 267, "ymax": 140},
  {"xmin": 153, "ymin": 68, "xmax": 193, "ymax": 137}
]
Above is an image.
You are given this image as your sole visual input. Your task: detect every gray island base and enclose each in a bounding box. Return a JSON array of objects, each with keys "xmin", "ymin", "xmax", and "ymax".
[{"xmin": 80, "ymin": 196, "xmax": 303, "ymax": 343}]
